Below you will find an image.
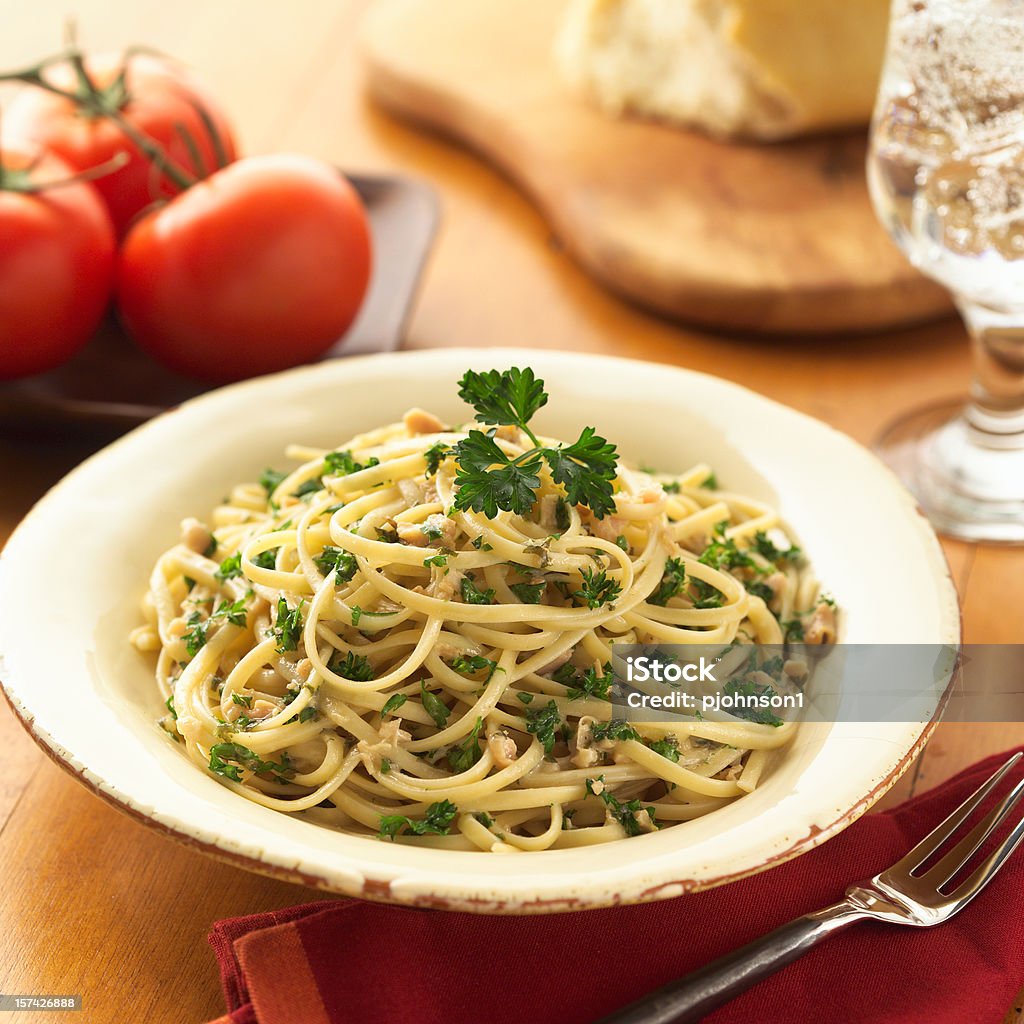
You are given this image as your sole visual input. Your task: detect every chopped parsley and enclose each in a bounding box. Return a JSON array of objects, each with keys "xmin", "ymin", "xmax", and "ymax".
[
  {"xmin": 182, "ymin": 597, "xmax": 248, "ymax": 657},
  {"xmin": 314, "ymin": 545, "xmax": 358, "ymax": 582},
  {"xmin": 253, "ymin": 549, "xmax": 278, "ymax": 571},
  {"xmin": 231, "ymin": 692, "xmax": 253, "ymax": 709},
  {"xmin": 700, "ymin": 472, "xmax": 719, "ymax": 490},
  {"xmin": 450, "ymin": 653, "xmax": 497, "ymax": 679},
  {"xmin": 213, "ymin": 597, "xmax": 248, "ymax": 628},
  {"xmin": 783, "ymin": 618, "xmax": 805, "ymax": 643},
  {"xmin": 591, "ymin": 720, "xmax": 639, "ymax": 743},
  {"xmin": 753, "ymin": 530, "xmax": 801, "ymax": 565},
  {"xmin": 615, "ymin": 534, "xmax": 629, "ymax": 551},
  {"xmin": 747, "ymin": 580, "xmax": 775, "ymax": 604},
  {"xmin": 378, "ymin": 799, "xmax": 458, "ymax": 840},
  {"xmin": 571, "ymin": 566, "xmax": 621, "ymax": 610},
  {"xmin": 323, "ymin": 450, "xmax": 379, "ymax": 476},
  {"xmin": 524, "ymin": 699, "xmax": 562, "ymax": 756},
  {"xmin": 381, "ymin": 693, "xmax": 408, "ymax": 716},
  {"xmin": 699, "ymin": 523, "xmax": 757, "ymax": 573},
  {"xmin": 424, "ymin": 442, "xmax": 451, "ymax": 476},
  {"xmin": 330, "ymin": 650, "xmax": 375, "ymax": 681},
  {"xmin": 447, "ymin": 717, "xmax": 484, "ymax": 773},
  {"xmin": 721, "ymin": 678, "xmax": 785, "ymax": 727},
  {"xmin": 421, "ymin": 680, "xmax": 451, "ymax": 729},
  {"xmin": 649, "ymin": 557, "xmax": 687, "ymax": 606},
  {"xmin": 165, "ymin": 695, "xmax": 177, "ymax": 720},
  {"xmin": 293, "ymin": 477, "xmax": 322, "ymax": 498},
  {"xmin": 272, "ymin": 598, "xmax": 303, "ymax": 652},
  {"xmin": 259, "ymin": 468, "xmax": 287, "ymax": 496},
  {"xmin": 215, "ymin": 552, "xmax": 244, "ymax": 581},
  {"xmin": 509, "ymin": 581, "xmax": 545, "ymax": 604},
  {"xmin": 209, "ymin": 743, "xmax": 294, "ymax": 784},
  {"xmin": 471, "ymin": 536, "xmax": 493, "ymax": 551},
  {"xmin": 183, "ymin": 612, "xmax": 210, "ymax": 658},
  {"xmin": 460, "ymin": 576, "xmax": 496, "ymax": 605},
  {"xmin": 691, "ymin": 578, "xmax": 724, "ymax": 609},
  {"xmin": 424, "ymin": 552, "xmax": 449, "ymax": 568},
  {"xmin": 421, "ymin": 520, "xmax": 444, "ymax": 543},
  {"xmin": 555, "ymin": 662, "xmax": 614, "ymax": 701},
  {"xmin": 647, "ymin": 736, "xmax": 680, "ymax": 762},
  {"xmin": 585, "ymin": 775, "xmax": 657, "ymax": 836}
]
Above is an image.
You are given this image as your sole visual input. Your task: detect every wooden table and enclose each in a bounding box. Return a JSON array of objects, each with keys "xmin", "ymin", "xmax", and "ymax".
[{"xmin": 0, "ymin": 2, "xmax": 1021, "ymax": 1021}]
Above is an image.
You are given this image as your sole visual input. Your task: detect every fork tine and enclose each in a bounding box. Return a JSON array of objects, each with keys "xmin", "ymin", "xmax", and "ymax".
[
  {"xmin": 948, "ymin": 798, "xmax": 1024, "ymax": 903},
  {"xmin": 890, "ymin": 752, "xmax": 1023, "ymax": 874},
  {"xmin": 919, "ymin": 774, "xmax": 1024, "ymax": 888}
]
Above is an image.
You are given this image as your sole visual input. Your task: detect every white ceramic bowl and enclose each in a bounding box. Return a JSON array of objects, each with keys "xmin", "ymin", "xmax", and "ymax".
[{"xmin": 0, "ymin": 349, "xmax": 960, "ymax": 912}]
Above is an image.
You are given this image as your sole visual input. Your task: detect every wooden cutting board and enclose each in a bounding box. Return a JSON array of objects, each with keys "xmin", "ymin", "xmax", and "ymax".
[{"xmin": 361, "ymin": 0, "xmax": 951, "ymax": 334}]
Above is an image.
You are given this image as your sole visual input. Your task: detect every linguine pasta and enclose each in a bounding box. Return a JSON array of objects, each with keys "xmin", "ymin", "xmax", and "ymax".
[{"xmin": 132, "ymin": 372, "xmax": 836, "ymax": 852}]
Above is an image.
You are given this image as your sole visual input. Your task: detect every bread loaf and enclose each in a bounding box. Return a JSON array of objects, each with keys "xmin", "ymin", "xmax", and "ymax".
[{"xmin": 557, "ymin": 0, "xmax": 890, "ymax": 140}]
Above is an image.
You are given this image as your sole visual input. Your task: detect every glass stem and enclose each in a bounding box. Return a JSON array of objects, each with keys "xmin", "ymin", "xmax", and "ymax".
[{"xmin": 955, "ymin": 298, "xmax": 1024, "ymax": 450}]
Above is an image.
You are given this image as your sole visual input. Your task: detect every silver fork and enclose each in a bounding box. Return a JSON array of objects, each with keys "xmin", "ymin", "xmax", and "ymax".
[{"xmin": 597, "ymin": 752, "xmax": 1024, "ymax": 1024}]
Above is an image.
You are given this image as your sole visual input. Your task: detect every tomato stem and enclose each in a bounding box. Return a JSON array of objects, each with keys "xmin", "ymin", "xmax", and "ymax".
[{"xmin": 0, "ymin": 46, "xmax": 198, "ymax": 192}]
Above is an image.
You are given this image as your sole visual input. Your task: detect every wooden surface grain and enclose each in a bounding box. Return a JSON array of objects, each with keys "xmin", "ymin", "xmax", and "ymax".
[
  {"xmin": 361, "ymin": 0, "xmax": 952, "ymax": 334},
  {"xmin": 0, "ymin": 2, "xmax": 1021, "ymax": 1022}
]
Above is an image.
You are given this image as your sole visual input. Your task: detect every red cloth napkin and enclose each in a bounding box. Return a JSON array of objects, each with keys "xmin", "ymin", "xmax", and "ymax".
[{"xmin": 207, "ymin": 748, "xmax": 1024, "ymax": 1024}]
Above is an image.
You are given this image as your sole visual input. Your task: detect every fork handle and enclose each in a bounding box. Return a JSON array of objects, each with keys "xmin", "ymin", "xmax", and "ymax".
[{"xmin": 594, "ymin": 900, "xmax": 866, "ymax": 1024}]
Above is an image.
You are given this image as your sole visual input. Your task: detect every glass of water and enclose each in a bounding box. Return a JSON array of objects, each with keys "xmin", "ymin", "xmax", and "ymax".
[{"xmin": 868, "ymin": 0, "xmax": 1024, "ymax": 542}]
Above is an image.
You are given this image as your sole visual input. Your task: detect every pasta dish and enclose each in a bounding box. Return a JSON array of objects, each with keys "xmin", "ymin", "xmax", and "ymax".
[{"xmin": 131, "ymin": 367, "xmax": 837, "ymax": 851}]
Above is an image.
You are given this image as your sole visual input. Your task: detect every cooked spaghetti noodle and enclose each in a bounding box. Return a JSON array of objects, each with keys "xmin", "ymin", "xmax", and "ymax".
[{"xmin": 131, "ymin": 375, "xmax": 836, "ymax": 851}]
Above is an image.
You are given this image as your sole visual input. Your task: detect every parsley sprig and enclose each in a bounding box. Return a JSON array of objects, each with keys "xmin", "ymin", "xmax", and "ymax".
[{"xmin": 452, "ymin": 368, "xmax": 619, "ymax": 519}]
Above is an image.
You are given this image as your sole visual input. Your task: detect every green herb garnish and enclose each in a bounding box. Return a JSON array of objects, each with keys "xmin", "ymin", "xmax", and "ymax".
[
  {"xmin": 649, "ymin": 557, "xmax": 687, "ymax": 606},
  {"xmin": 448, "ymin": 717, "xmax": 484, "ymax": 773},
  {"xmin": 451, "ymin": 368, "xmax": 618, "ymax": 519},
  {"xmin": 509, "ymin": 581, "xmax": 545, "ymax": 604},
  {"xmin": 215, "ymin": 552, "xmax": 243, "ymax": 581},
  {"xmin": 331, "ymin": 651, "xmax": 375, "ymax": 681},
  {"xmin": 259, "ymin": 468, "xmax": 287, "ymax": 496},
  {"xmin": 524, "ymin": 699, "xmax": 562, "ymax": 756},
  {"xmin": 314, "ymin": 545, "xmax": 358, "ymax": 582},
  {"xmin": 272, "ymin": 598, "xmax": 303, "ymax": 652},
  {"xmin": 424, "ymin": 442, "xmax": 451, "ymax": 476},
  {"xmin": 381, "ymin": 693, "xmax": 408, "ymax": 716},
  {"xmin": 585, "ymin": 775, "xmax": 657, "ymax": 836},
  {"xmin": 571, "ymin": 566, "xmax": 621, "ymax": 610},
  {"xmin": 460, "ymin": 576, "xmax": 496, "ymax": 605},
  {"xmin": 591, "ymin": 720, "xmax": 639, "ymax": 743},
  {"xmin": 647, "ymin": 736, "xmax": 680, "ymax": 762},
  {"xmin": 209, "ymin": 743, "xmax": 294, "ymax": 784},
  {"xmin": 421, "ymin": 680, "xmax": 451, "ymax": 729},
  {"xmin": 378, "ymin": 799, "xmax": 458, "ymax": 840},
  {"xmin": 450, "ymin": 653, "xmax": 497, "ymax": 679}
]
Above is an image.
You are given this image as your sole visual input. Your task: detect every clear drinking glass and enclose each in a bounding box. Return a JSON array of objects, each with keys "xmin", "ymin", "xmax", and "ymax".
[{"xmin": 868, "ymin": 0, "xmax": 1024, "ymax": 543}]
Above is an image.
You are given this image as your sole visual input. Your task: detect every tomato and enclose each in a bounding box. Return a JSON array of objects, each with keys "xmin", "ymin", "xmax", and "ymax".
[
  {"xmin": 0, "ymin": 151, "xmax": 116, "ymax": 380},
  {"xmin": 117, "ymin": 154, "xmax": 372, "ymax": 383},
  {"xmin": 4, "ymin": 52, "xmax": 236, "ymax": 237}
]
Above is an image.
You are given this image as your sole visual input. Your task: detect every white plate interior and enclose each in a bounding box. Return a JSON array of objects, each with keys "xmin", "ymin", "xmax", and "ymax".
[{"xmin": 0, "ymin": 348, "xmax": 960, "ymax": 911}]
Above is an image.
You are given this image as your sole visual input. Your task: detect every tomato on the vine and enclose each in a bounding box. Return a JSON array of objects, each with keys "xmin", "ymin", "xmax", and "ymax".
[
  {"xmin": 117, "ymin": 154, "xmax": 373, "ymax": 383},
  {"xmin": 4, "ymin": 51, "xmax": 236, "ymax": 236},
  {"xmin": 0, "ymin": 150, "xmax": 116, "ymax": 380}
]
